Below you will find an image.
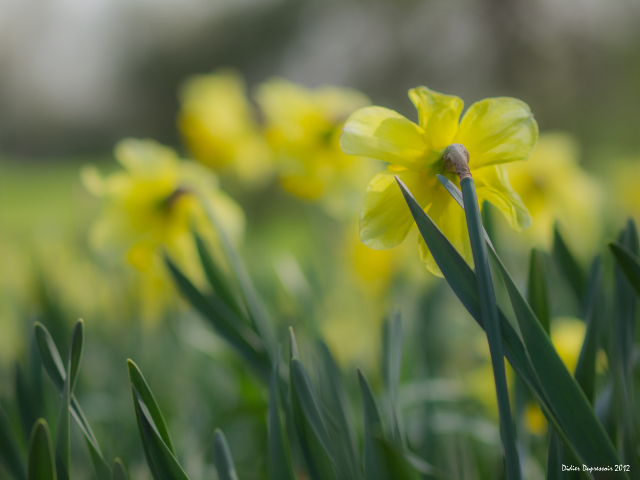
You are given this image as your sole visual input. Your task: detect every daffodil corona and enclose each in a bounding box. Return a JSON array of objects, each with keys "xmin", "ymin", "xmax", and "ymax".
[{"xmin": 340, "ymin": 86, "xmax": 538, "ymax": 275}]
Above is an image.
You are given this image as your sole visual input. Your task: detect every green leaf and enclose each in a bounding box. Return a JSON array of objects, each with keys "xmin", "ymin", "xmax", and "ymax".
[
  {"xmin": 127, "ymin": 360, "xmax": 175, "ymax": 455},
  {"xmin": 165, "ymin": 256, "xmax": 271, "ymax": 379},
  {"xmin": 268, "ymin": 348, "xmax": 296, "ymax": 480},
  {"xmin": 33, "ymin": 322, "xmax": 111, "ymax": 479},
  {"xmin": 552, "ymin": 224, "xmax": 585, "ymax": 303},
  {"xmin": 55, "ymin": 320, "xmax": 84, "ymax": 480},
  {"xmin": 194, "ymin": 232, "xmax": 246, "ymax": 321},
  {"xmin": 610, "ymin": 221, "xmax": 640, "ymax": 477},
  {"xmin": 199, "ymin": 200, "xmax": 276, "ymax": 358},
  {"xmin": 371, "ymin": 438, "xmax": 419, "ymax": 480},
  {"xmin": 609, "ymin": 240, "xmax": 640, "ymax": 301},
  {"xmin": 358, "ymin": 369, "xmax": 388, "ymax": 480},
  {"xmin": 527, "ymin": 249, "xmax": 550, "ymax": 335},
  {"xmin": 414, "ymin": 176, "xmax": 625, "ymax": 473},
  {"xmin": 316, "ymin": 341, "xmax": 362, "ymax": 480},
  {"xmin": 28, "ymin": 419, "xmax": 56, "ymax": 480},
  {"xmin": 382, "ymin": 312, "xmax": 403, "ymax": 444},
  {"xmin": 111, "ymin": 459, "xmax": 129, "ymax": 480},
  {"xmin": 460, "ymin": 177, "xmax": 520, "ymax": 480},
  {"xmin": 546, "ymin": 428, "xmax": 564, "ymax": 480},
  {"xmin": 0, "ymin": 403, "xmax": 26, "ymax": 480},
  {"xmin": 213, "ymin": 430, "xmax": 240, "ymax": 480},
  {"xmin": 132, "ymin": 387, "xmax": 190, "ymax": 480},
  {"xmin": 574, "ymin": 256, "xmax": 603, "ymax": 403},
  {"xmin": 290, "ymin": 356, "xmax": 337, "ymax": 480}
]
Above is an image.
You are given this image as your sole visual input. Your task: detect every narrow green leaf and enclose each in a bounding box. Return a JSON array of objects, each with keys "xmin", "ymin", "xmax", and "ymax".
[
  {"xmin": 268, "ymin": 348, "xmax": 296, "ymax": 480},
  {"xmin": 199, "ymin": 199, "xmax": 276, "ymax": 358},
  {"xmin": 33, "ymin": 322, "xmax": 111, "ymax": 477},
  {"xmin": 0, "ymin": 403, "xmax": 26, "ymax": 480},
  {"xmin": 552, "ymin": 224, "xmax": 585, "ymax": 303},
  {"xmin": 527, "ymin": 249, "xmax": 550, "ymax": 335},
  {"xmin": 609, "ymin": 241, "xmax": 640, "ymax": 300},
  {"xmin": 574, "ymin": 256, "xmax": 603, "ymax": 403},
  {"xmin": 111, "ymin": 459, "xmax": 129, "ymax": 480},
  {"xmin": 55, "ymin": 320, "xmax": 83, "ymax": 480},
  {"xmin": 610, "ymin": 221, "xmax": 640, "ymax": 477},
  {"xmin": 28, "ymin": 419, "xmax": 56, "ymax": 480},
  {"xmin": 127, "ymin": 360, "xmax": 175, "ymax": 455},
  {"xmin": 316, "ymin": 341, "xmax": 362, "ymax": 480},
  {"xmin": 290, "ymin": 355, "xmax": 337, "ymax": 480},
  {"xmin": 132, "ymin": 387, "xmax": 190, "ymax": 480},
  {"xmin": 415, "ymin": 176, "xmax": 626, "ymax": 473},
  {"xmin": 289, "ymin": 327, "xmax": 299, "ymax": 360},
  {"xmin": 165, "ymin": 256, "xmax": 270, "ymax": 379},
  {"xmin": 194, "ymin": 231, "xmax": 246, "ymax": 321},
  {"xmin": 372, "ymin": 438, "xmax": 419, "ymax": 480},
  {"xmin": 382, "ymin": 312, "xmax": 403, "ymax": 444},
  {"xmin": 213, "ymin": 430, "xmax": 240, "ymax": 480},
  {"xmin": 358, "ymin": 369, "xmax": 388, "ymax": 480},
  {"xmin": 460, "ymin": 177, "xmax": 520, "ymax": 480},
  {"xmin": 546, "ymin": 428, "xmax": 564, "ymax": 480}
]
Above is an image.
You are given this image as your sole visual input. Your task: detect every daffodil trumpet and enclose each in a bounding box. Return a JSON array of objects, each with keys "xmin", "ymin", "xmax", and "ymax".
[{"xmin": 446, "ymin": 145, "xmax": 522, "ymax": 480}]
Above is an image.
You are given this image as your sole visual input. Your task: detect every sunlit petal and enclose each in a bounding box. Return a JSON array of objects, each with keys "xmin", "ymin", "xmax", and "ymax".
[
  {"xmin": 475, "ymin": 165, "xmax": 531, "ymax": 231},
  {"xmin": 408, "ymin": 86, "xmax": 463, "ymax": 151}
]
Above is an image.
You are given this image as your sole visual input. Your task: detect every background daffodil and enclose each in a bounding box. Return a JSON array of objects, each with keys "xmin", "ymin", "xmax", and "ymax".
[
  {"xmin": 505, "ymin": 132, "xmax": 604, "ymax": 258},
  {"xmin": 255, "ymin": 78, "xmax": 375, "ymax": 217},
  {"xmin": 82, "ymin": 138, "xmax": 245, "ymax": 282},
  {"xmin": 340, "ymin": 86, "xmax": 538, "ymax": 275},
  {"xmin": 179, "ymin": 69, "xmax": 272, "ymax": 187}
]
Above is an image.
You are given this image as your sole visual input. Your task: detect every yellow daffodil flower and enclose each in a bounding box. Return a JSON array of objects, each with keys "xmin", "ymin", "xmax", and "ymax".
[
  {"xmin": 83, "ymin": 138, "xmax": 244, "ymax": 288},
  {"xmin": 255, "ymin": 78, "xmax": 375, "ymax": 217},
  {"xmin": 178, "ymin": 69, "xmax": 272, "ymax": 187},
  {"xmin": 506, "ymin": 132, "xmax": 604, "ymax": 258},
  {"xmin": 340, "ymin": 86, "xmax": 538, "ymax": 275}
]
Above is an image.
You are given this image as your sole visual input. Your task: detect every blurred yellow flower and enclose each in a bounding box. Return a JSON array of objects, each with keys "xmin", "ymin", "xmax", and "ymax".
[
  {"xmin": 340, "ymin": 86, "xmax": 538, "ymax": 275},
  {"xmin": 609, "ymin": 155, "xmax": 640, "ymax": 228},
  {"xmin": 506, "ymin": 132, "xmax": 604, "ymax": 258},
  {"xmin": 178, "ymin": 69, "xmax": 272, "ymax": 187},
  {"xmin": 83, "ymin": 138, "xmax": 244, "ymax": 289},
  {"xmin": 255, "ymin": 78, "xmax": 375, "ymax": 216}
]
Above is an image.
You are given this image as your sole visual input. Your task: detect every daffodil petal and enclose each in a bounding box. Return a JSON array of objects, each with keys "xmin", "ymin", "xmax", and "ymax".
[
  {"xmin": 475, "ymin": 165, "xmax": 531, "ymax": 231},
  {"xmin": 418, "ymin": 189, "xmax": 473, "ymax": 276},
  {"xmin": 455, "ymin": 97, "xmax": 538, "ymax": 169},
  {"xmin": 340, "ymin": 106, "xmax": 428, "ymax": 171},
  {"xmin": 408, "ymin": 86, "xmax": 463, "ymax": 150},
  {"xmin": 115, "ymin": 139, "xmax": 179, "ymax": 178},
  {"xmin": 360, "ymin": 169, "xmax": 432, "ymax": 249}
]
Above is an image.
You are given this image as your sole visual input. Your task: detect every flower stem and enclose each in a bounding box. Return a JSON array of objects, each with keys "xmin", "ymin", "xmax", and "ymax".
[{"xmin": 461, "ymin": 176, "xmax": 522, "ymax": 480}]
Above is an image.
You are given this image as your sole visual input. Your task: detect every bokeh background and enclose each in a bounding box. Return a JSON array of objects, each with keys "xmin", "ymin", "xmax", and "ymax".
[{"xmin": 1, "ymin": 0, "xmax": 640, "ymax": 478}]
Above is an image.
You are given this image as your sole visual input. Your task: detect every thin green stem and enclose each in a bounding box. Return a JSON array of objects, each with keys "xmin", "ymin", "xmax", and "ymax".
[{"xmin": 461, "ymin": 177, "xmax": 521, "ymax": 480}]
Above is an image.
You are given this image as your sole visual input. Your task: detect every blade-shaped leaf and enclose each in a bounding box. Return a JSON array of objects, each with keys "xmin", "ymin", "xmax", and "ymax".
[
  {"xmin": 430, "ymin": 176, "xmax": 625, "ymax": 474},
  {"xmin": 111, "ymin": 459, "xmax": 129, "ymax": 480},
  {"xmin": 28, "ymin": 419, "xmax": 56, "ymax": 480},
  {"xmin": 546, "ymin": 428, "xmax": 564, "ymax": 480},
  {"xmin": 609, "ymin": 241, "xmax": 640, "ymax": 301},
  {"xmin": 213, "ymin": 430, "xmax": 240, "ymax": 480},
  {"xmin": 55, "ymin": 320, "xmax": 83, "ymax": 480},
  {"xmin": 194, "ymin": 232, "xmax": 246, "ymax": 321},
  {"xmin": 372, "ymin": 437, "xmax": 419, "ymax": 480},
  {"xmin": 316, "ymin": 341, "xmax": 362, "ymax": 480},
  {"xmin": 15, "ymin": 362, "xmax": 38, "ymax": 448},
  {"xmin": 268, "ymin": 348, "xmax": 296, "ymax": 480},
  {"xmin": 574, "ymin": 256, "xmax": 603, "ymax": 403},
  {"xmin": 165, "ymin": 256, "xmax": 270, "ymax": 379},
  {"xmin": 127, "ymin": 360, "xmax": 175, "ymax": 455},
  {"xmin": 33, "ymin": 322, "xmax": 111, "ymax": 478},
  {"xmin": 199, "ymin": 199, "xmax": 276, "ymax": 358},
  {"xmin": 358, "ymin": 369, "xmax": 388, "ymax": 480},
  {"xmin": 527, "ymin": 249, "xmax": 550, "ymax": 335},
  {"xmin": 383, "ymin": 312, "xmax": 403, "ymax": 444},
  {"xmin": 0, "ymin": 403, "xmax": 26, "ymax": 480},
  {"xmin": 132, "ymin": 387, "xmax": 190, "ymax": 480},
  {"xmin": 552, "ymin": 224, "xmax": 585, "ymax": 303},
  {"xmin": 290, "ymin": 354, "xmax": 337, "ymax": 480}
]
